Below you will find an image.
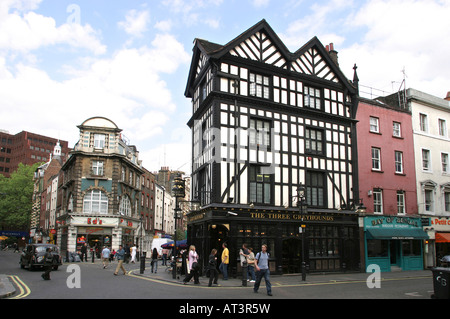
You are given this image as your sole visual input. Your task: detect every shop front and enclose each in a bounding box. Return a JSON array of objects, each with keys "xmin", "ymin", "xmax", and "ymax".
[
  {"xmin": 364, "ymin": 216, "xmax": 428, "ymax": 272},
  {"xmin": 57, "ymin": 215, "xmax": 139, "ymax": 255},
  {"xmin": 187, "ymin": 206, "xmax": 361, "ymax": 276},
  {"xmin": 423, "ymin": 217, "xmax": 450, "ymax": 268}
]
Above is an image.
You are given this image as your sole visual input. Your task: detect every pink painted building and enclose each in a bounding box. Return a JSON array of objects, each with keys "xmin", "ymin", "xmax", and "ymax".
[
  {"xmin": 356, "ymin": 97, "xmax": 426, "ymax": 272},
  {"xmin": 357, "ymin": 97, "xmax": 417, "ymax": 216}
]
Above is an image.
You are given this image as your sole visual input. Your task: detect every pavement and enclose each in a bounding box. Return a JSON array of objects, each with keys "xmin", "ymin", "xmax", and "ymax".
[{"xmin": 0, "ymin": 257, "xmax": 435, "ymax": 298}]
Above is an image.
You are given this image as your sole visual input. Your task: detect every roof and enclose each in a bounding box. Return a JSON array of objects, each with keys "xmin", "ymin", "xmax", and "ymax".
[{"xmin": 185, "ymin": 19, "xmax": 357, "ymax": 98}]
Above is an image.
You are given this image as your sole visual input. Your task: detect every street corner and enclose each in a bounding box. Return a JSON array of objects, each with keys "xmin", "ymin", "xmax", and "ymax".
[{"xmin": 0, "ymin": 275, "xmax": 16, "ymax": 298}]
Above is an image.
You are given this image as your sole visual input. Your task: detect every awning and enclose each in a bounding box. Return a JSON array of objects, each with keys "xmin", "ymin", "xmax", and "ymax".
[
  {"xmin": 435, "ymin": 233, "xmax": 450, "ymax": 243},
  {"xmin": 366, "ymin": 228, "xmax": 429, "ymax": 240}
]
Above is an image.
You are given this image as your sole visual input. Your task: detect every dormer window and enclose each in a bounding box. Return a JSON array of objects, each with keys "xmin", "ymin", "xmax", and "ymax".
[{"xmin": 93, "ymin": 134, "xmax": 105, "ymax": 149}]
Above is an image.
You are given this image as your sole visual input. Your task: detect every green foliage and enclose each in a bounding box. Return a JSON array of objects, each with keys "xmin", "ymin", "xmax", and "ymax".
[{"xmin": 0, "ymin": 163, "xmax": 41, "ymax": 230}]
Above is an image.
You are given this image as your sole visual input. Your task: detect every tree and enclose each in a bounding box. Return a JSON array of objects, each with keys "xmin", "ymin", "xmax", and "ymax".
[{"xmin": 0, "ymin": 163, "xmax": 41, "ymax": 231}]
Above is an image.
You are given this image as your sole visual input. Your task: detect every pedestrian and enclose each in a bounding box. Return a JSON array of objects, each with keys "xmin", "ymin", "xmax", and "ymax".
[
  {"xmin": 41, "ymin": 247, "xmax": 53, "ymax": 280},
  {"xmin": 219, "ymin": 242, "xmax": 229, "ymax": 280},
  {"xmin": 80, "ymin": 243, "xmax": 87, "ymax": 262},
  {"xmin": 207, "ymin": 248, "xmax": 219, "ymax": 287},
  {"xmin": 239, "ymin": 243, "xmax": 249, "ymax": 286},
  {"xmin": 124, "ymin": 244, "xmax": 130, "ymax": 263},
  {"xmin": 131, "ymin": 244, "xmax": 137, "ymax": 263},
  {"xmin": 101, "ymin": 246, "xmax": 111, "ymax": 269},
  {"xmin": 151, "ymin": 248, "xmax": 159, "ymax": 273},
  {"xmin": 162, "ymin": 248, "xmax": 169, "ymax": 266},
  {"xmin": 183, "ymin": 245, "xmax": 200, "ymax": 285},
  {"xmin": 114, "ymin": 245, "xmax": 127, "ymax": 276},
  {"xmin": 247, "ymin": 247, "xmax": 256, "ymax": 282},
  {"xmin": 253, "ymin": 244, "xmax": 272, "ymax": 296}
]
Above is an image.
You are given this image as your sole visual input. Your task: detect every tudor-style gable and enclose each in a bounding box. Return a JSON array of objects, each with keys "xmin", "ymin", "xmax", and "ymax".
[{"xmin": 229, "ymin": 30, "xmax": 288, "ymax": 69}]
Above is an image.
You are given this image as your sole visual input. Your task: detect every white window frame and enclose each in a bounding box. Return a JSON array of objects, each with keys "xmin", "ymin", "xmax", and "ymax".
[
  {"xmin": 371, "ymin": 147, "xmax": 381, "ymax": 171},
  {"xmin": 397, "ymin": 191, "xmax": 405, "ymax": 215},
  {"xmin": 93, "ymin": 134, "xmax": 106, "ymax": 149},
  {"xmin": 395, "ymin": 151, "xmax": 403, "ymax": 174},
  {"xmin": 83, "ymin": 189, "xmax": 108, "ymax": 214},
  {"xmin": 442, "ymin": 152, "xmax": 449, "ymax": 174},
  {"xmin": 419, "ymin": 113, "xmax": 428, "ymax": 132},
  {"xmin": 119, "ymin": 195, "xmax": 131, "ymax": 216},
  {"xmin": 373, "ymin": 189, "xmax": 383, "ymax": 214},
  {"xmin": 92, "ymin": 160, "xmax": 104, "ymax": 176},
  {"xmin": 422, "ymin": 149, "xmax": 431, "ymax": 171},
  {"xmin": 439, "ymin": 118, "xmax": 447, "ymax": 137},
  {"xmin": 393, "ymin": 122, "xmax": 401, "ymax": 137},
  {"xmin": 369, "ymin": 117, "xmax": 379, "ymax": 133}
]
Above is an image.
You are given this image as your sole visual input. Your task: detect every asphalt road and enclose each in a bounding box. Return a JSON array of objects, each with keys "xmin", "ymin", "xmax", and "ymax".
[{"xmin": 1, "ymin": 249, "xmax": 435, "ymax": 303}]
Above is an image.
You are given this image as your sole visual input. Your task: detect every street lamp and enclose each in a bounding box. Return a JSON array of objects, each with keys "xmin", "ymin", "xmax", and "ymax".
[
  {"xmin": 296, "ymin": 184, "xmax": 307, "ymax": 281},
  {"xmin": 172, "ymin": 174, "xmax": 185, "ymax": 279},
  {"xmin": 139, "ymin": 215, "xmax": 145, "ymax": 274}
]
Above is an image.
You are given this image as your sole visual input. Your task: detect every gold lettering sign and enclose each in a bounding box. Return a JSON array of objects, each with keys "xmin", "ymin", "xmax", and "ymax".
[{"xmin": 250, "ymin": 212, "xmax": 334, "ymax": 222}]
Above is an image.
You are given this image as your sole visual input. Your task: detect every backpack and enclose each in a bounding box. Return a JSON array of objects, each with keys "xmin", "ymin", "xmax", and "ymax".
[{"xmin": 45, "ymin": 253, "xmax": 54, "ymax": 264}]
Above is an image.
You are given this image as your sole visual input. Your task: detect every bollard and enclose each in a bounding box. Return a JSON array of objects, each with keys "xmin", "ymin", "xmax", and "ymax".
[{"xmin": 140, "ymin": 252, "xmax": 146, "ymax": 274}]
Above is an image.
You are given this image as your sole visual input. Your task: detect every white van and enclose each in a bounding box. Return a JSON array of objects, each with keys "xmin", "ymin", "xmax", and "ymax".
[{"xmin": 150, "ymin": 238, "xmax": 171, "ymax": 257}]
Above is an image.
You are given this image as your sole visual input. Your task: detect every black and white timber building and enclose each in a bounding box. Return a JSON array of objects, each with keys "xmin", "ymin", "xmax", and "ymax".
[{"xmin": 185, "ymin": 20, "xmax": 361, "ymax": 275}]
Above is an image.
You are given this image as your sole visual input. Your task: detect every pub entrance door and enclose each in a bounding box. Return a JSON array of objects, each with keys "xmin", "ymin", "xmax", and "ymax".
[{"xmin": 282, "ymin": 238, "xmax": 303, "ymax": 274}]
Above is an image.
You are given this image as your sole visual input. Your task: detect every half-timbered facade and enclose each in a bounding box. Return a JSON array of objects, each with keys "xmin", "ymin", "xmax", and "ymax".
[{"xmin": 185, "ymin": 20, "xmax": 360, "ymax": 274}]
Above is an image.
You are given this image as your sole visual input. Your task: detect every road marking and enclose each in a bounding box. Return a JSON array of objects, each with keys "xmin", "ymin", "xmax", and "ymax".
[
  {"xmin": 127, "ymin": 269, "xmax": 431, "ymax": 291},
  {"xmin": 8, "ymin": 275, "xmax": 31, "ymax": 299}
]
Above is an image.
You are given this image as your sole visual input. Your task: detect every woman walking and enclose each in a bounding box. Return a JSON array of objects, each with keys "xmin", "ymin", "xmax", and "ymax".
[
  {"xmin": 151, "ymin": 248, "xmax": 159, "ymax": 273},
  {"xmin": 183, "ymin": 245, "xmax": 199, "ymax": 285}
]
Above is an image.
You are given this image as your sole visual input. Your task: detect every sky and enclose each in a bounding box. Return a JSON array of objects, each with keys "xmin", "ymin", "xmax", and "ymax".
[{"xmin": 1, "ymin": 0, "xmax": 449, "ymax": 174}]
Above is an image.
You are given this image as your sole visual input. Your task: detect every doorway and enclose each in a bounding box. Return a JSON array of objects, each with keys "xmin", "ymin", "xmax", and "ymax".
[
  {"xmin": 210, "ymin": 224, "xmax": 229, "ymax": 252},
  {"xmin": 282, "ymin": 238, "xmax": 302, "ymax": 274},
  {"xmin": 390, "ymin": 240, "xmax": 400, "ymax": 267}
]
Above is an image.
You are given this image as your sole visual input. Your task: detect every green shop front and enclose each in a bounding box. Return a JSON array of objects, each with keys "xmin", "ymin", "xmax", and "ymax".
[{"xmin": 363, "ymin": 216, "xmax": 428, "ymax": 272}]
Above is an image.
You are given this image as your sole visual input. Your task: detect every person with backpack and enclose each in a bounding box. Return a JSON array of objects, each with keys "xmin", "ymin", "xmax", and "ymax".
[
  {"xmin": 41, "ymin": 247, "xmax": 53, "ymax": 280},
  {"xmin": 253, "ymin": 244, "xmax": 272, "ymax": 296}
]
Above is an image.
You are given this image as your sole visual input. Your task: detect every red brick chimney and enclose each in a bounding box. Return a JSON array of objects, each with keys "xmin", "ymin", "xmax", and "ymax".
[
  {"xmin": 327, "ymin": 43, "xmax": 339, "ymax": 66},
  {"xmin": 445, "ymin": 92, "xmax": 450, "ymax": 101}
]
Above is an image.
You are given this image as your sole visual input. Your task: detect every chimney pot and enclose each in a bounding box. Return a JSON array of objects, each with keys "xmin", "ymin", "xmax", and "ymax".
[
  {"xmin": 445, "ymin": 91, "xmax": 450, "ymax": 101},
  {"xmin": 328, "ymin": 43, "xmax": 338, "ymax": 66}
]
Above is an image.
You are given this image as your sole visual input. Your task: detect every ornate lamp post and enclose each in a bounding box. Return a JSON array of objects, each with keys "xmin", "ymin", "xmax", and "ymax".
[
  {"xmin": 296, "ymin": 184, "xmax": 307, "ymax": 281},
  {"xmin": 172, "ymin": 174, "xmax": 185, "ymax": 279}
]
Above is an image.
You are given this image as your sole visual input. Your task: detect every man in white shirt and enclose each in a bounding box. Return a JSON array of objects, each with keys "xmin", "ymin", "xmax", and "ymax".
[{"xmin": 101, "ymin": 246, "xmax": 111, "ymax": 269}]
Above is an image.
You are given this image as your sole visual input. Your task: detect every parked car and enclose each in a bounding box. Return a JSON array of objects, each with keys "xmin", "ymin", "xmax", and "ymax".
[
  {"xmin": 440, "ymin": 255, "xmax": 450, "ymax": 267},
  {"xmin": 20, "ymin": 244, "xmax": 62, "ymax": 270}
]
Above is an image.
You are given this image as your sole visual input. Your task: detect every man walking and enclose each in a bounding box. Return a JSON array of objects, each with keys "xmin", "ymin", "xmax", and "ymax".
[
  {"xmin": 253, "ymin": 244, "xmax": 272, "ymax": 296},
  {"xmin": 219, "ymin": 243, "xmax": 229, "ymax": 280},
  {"xmin": 101, "ymin": 246, "xmax": 111, "ymax": 269},
  {"xmin": 41, "ymin": 247, "xmax": 53, "ymax": 280},
  {"xmin": 114, "ymin": 245, "xmax": 127, "ymax": 276}
]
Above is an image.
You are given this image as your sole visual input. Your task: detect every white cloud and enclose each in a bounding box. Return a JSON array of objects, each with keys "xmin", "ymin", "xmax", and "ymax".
[
  {"xmin": 252, "ymin": 0, "xmax": 270, "ymax": 8},
  {"xmin": 118, "ymin": 9, "xmax": 150, "ymax": 37},
  {"xmin": 154, "ymin": 19, "xmax": 173, "ymax": 32},
  {"xmin": 0, "ymin": 1, "xmax": 106, "ymax": 55},
  {"xmin": 161, "ymin": 0, "xmax": 223, "ymax": 27},
  {"xmin": 280, "ymin": 0, "xmax": 351, "ymax": 50},
  {"xmin": 0, "ymin": 30, "xmax": 190, "ymax": 169},
  {"xmin": 340, "ymin": 0, "xmax": 450, "ymax": 98}
]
